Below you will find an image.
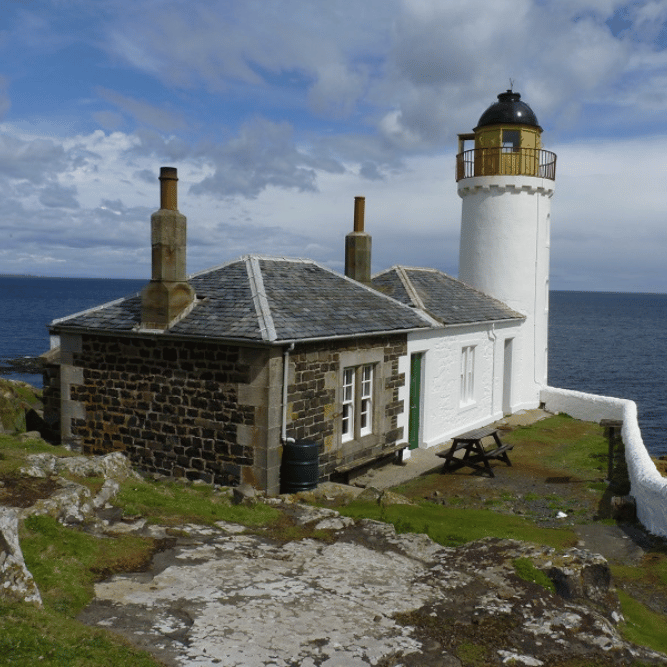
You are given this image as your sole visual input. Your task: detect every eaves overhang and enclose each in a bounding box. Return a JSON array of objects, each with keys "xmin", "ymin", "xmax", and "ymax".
[{"xmin": 48, "ymin": 323, "xmax": 432, "ymax": 348}]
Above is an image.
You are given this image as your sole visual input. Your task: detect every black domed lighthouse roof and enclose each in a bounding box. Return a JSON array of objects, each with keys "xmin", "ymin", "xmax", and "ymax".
[{"xmin": 475, "ymin": 90, "xmax": 541, "ymax": 130}]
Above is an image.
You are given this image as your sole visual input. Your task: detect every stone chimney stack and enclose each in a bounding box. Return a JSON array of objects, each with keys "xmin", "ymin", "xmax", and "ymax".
[
  {"xmin": 141, "ymin": 167, "xmax": 195, "ymax": 329},
  {"xmin": 345, "ymin": 196, "xmax": 372, "ymax": 284}
]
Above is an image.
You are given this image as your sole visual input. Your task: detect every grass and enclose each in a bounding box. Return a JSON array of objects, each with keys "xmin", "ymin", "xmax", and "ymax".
[
  {"xmin": 617, "ymin": 590, "xmax": 667, "ymax": 655},
  {"xmin": 0, "ymin": 602, "xmax": 165, "ymax": 666},
  {"xmin": 0, "ymin": 378, "xmax": 41, "ymax": 433},
  {"xmin": 343, "ymin": 415, "xmax": 667, "ymax": 659},
  {"xmin": 512, "ymin": 557, "xmax": 556, "ymax": 593},
  {"xmin": 337, "ymin": 499, "xmax": 576, "ymax": 549},
  {"xmin": 456, "ymin": 641, "xmax": 488, "ymax": 665},
  {"xmin": 20, "ymin": 515, "xmax": 156, "ymax": 617},
  {"xmin": 503, "ymin": 413, "xmax": 608, "ymax": 477},
  {"xmin": 114, "ymin": 477, "xmax": 281, "ymax": 527},
  {"xmin": 8, "ymin": 473, "xmax": 285, "ymax": 667},
  {"xmin": 3, "ymin": 410, "xmax": 667, "ymax": 663},
  {"xmin": 0, "ymin": 433, "xmax": 73, "ymax": 476}
]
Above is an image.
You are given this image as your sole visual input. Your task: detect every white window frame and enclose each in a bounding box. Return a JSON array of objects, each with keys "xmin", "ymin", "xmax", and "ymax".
[
  {"xmin": 460, "ymin": 345, "xmax": 476, "ymax": 406},
  {"xmin": 342, "ymin": 367, "xmax": 356, "ymax": 443},
  {"xmin": 342, "ymin": 363, "xmax": 375, "ymax": 441},
  {"xmin": 359, "ymin": 364, "xmax": 373, "ymax": 437}
]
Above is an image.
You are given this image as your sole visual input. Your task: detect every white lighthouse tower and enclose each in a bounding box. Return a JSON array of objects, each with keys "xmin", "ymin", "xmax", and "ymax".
[{"xmin": 457, "ymin": 90, "xmax": 557, "ymax": 410}]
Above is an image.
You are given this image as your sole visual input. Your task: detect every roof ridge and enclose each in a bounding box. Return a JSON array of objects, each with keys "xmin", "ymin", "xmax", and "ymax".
[
  {"xmin": 396, "ymin": 266, "xmax": 426, "ymax": 311},
  {"xmin": 370, "ymin": 266, "xmax": 396, "ymax": 279},
  {"xmin": 250, "ymin": 254, "xmax": 314, "ymax": 264},
  {"xmin": 189, "ymin": 256, "xmax": 241, "ymax": 278},
  {"xmin": 246, "ymin": 257, "xmax": 278, "ymax": 342},
  {"xmin": 312, "ymin": 262, "xmax": 435, "ymax": 327},
  {"xmin": 190, "ymin": 254, "xmax": 317, "ymax": 279},
  {"xmin": 399, "ymin": 265, "xmax": 459, "ymax": 281}
]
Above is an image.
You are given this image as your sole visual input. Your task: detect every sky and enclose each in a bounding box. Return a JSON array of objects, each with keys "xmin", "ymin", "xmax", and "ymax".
[{"xmin": 0, "ymin": 0, "xmax": 666, "ymax": 293}]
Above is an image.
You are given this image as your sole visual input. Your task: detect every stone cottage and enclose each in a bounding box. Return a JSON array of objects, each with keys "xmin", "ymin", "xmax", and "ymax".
[
  {"xmin": 44, "ymin": 90, "xmax": 556, "ymax": 494},
  {"xmin": 44, "ymin": 169, "xmax": 433, "ymax": 493}
]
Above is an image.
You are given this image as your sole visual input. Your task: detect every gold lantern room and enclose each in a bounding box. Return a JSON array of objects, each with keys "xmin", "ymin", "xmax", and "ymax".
[{"xmin": 456, "ymin": 90, "xmax": 556, "ymax": 181}]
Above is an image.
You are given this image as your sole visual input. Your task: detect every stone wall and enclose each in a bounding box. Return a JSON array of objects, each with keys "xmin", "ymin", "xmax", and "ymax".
[
  {"xmin": 45, "ymin": 333, "xmax": 282, "ymax": 490},
  {"xmin": 286, "ymin": 335, "xmax": 407, "ymax": 479},
  {"xmin": 43, "ymin": 332, "xmax": 408, "ymax": 493},
  {"xmin": 541, "ymin": 385, "xmax": 667, "ymax": 538},
  {"xmin": 41, "ymin": 357, "xmax": 61, "ymax": 442}
]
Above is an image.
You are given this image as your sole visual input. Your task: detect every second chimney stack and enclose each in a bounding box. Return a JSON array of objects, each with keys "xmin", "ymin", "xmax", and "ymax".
[{"xmin": 345, "ymin": 196, "xmax": 372, "ymax": 285}]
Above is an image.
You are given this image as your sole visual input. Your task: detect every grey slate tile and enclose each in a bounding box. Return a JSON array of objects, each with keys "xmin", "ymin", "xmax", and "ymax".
[
  {"xmin": 371, "ymin": 267, "xmax": 523, "ymax": 325},
  {"xmin": 51, "ymin": 256, "xmax": 431, "ymax": 342}
]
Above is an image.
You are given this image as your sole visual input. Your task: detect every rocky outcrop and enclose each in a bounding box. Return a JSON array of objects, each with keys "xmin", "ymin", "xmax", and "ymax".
[
  {"xmin": 79, "ymin": 503, "xmax": 666, "ymax": 667},
  {"xmin": 0, "ymin": 507, "xmax": 41, "ymax": 606},
  {"xmin": 1, "ymin": 451, "xmax": 137, "ymax": 604},
  {"xmin": 2, "ymin": 462, "xmax": 666, "ymax": 664},
  {"xmin": 20, "ymin": 450, "xmax": 140, "ymax": 482}
]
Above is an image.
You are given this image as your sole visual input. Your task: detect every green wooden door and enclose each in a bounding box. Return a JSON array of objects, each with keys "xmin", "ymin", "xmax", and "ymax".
[{"xmin": 408, "ymin": 353, "xmax": 422, "ymax": 450}]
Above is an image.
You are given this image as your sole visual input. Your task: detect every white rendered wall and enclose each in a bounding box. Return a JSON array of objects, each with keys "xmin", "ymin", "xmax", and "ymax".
[
  {"xmin": 541, "ymin": 386, "xmax": 667, "ymax": 538},
  {"xmin": 398, "ymin": 320, "xmax": 524, "ymax": 454},
  {"xmin": 458, "ymin": 176, "xmax": 554, "ymax": 407}
]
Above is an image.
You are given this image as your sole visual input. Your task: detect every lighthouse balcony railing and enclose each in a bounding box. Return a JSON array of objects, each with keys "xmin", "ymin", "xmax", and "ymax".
[{"xmin": 456, "ymin": 147, "xmax": 557, "ymax": 182}]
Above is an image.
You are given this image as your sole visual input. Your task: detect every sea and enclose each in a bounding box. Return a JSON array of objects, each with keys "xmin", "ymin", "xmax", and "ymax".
[{"xmin": 1, "ymin": 276, "xmax": 665, "ymax": 457}]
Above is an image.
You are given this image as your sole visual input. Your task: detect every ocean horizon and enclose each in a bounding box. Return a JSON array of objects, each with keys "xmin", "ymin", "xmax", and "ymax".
[{"xmin": 1, "ymin": 275, "xmax": 665, "ymax": 457}]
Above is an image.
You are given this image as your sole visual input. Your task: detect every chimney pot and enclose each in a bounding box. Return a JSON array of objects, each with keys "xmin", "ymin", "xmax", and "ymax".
[
  {"xmin": 353, "ymin": 196, "xmax": 365, "ymax": 232},
  {"xmin": 160, "ymin": 166, "xmax": 178, "ymax": 211}
]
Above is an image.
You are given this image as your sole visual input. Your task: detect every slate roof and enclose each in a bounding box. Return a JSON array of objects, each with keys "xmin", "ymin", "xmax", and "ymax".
[
  {"xmin": 51, "ymin": 256, "xmax": 432, "ymax": 343},
  {"xmin": 371, "ymin": 266, "xmax": 524, "ymax": 325}
]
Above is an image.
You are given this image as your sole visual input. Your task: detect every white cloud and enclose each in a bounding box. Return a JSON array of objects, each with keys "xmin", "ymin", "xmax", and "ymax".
[{"xmin": 0, "ymin": 132, "xmax": 67, "ymax": 183}]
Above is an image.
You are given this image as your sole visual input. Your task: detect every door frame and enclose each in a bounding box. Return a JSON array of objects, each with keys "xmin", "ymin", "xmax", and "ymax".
[{"xmin": 408, "ymin": 352, "xmax": 425, "ymax": 450}]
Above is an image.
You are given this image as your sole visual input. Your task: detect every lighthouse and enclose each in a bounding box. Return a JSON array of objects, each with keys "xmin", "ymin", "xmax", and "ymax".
[{"xmin": 457, "ymin": 90, "xmax": 557, "ymax": 409}]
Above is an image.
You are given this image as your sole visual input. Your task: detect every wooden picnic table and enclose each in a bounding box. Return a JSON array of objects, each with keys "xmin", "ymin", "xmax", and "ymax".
[{"xmin": 437, "ymin": 425, "xmax": 513, "ymax": 478}]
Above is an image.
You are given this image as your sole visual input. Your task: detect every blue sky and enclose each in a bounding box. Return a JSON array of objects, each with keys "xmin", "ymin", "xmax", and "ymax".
[{"xmin": 1, "ymin": 0, "xmax": 666, "ymax": 292}]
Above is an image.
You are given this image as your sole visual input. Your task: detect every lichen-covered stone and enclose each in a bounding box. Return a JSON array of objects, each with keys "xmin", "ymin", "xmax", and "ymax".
[{"xmin": 0, "ymin": 508, "xmax": 42, "ymax": 606}]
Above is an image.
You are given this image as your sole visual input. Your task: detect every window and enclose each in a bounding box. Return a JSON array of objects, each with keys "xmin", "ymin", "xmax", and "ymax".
[
  {"xmin": 342, "ymin": 364, "xmax": 374, "ymax": 442},
  {"xmin": 460, "ymin": 346, "xmax": 475, "ymax": 406},
  {"xmin": 359, "ymin": 365, "xmax": 373, "ymax": 436},
  {"xmin": 502, "ymin": 129, "xmax": 520, "ymax": 153},
  {"xmin": 342, "ymin": 367, "xmax": 355, "ymax": 442}
]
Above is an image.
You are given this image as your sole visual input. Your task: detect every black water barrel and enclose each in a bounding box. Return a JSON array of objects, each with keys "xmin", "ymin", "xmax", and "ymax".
[{"xmin": 280, "ymin": 440, "xmax": 319, "ymax": 493}]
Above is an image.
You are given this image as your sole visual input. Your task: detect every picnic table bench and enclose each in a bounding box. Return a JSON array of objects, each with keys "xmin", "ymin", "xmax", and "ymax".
[{"xmin": 437, "ymin": 425, "xmax": 513, "ymax": 478}]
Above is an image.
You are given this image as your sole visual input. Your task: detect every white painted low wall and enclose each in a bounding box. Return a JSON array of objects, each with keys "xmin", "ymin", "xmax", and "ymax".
[{"xmin": 541, "ymin": 386, "xmax": 667, "ymax": 538}]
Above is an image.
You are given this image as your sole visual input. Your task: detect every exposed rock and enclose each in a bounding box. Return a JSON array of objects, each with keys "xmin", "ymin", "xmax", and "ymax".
[
  {"xmin": 20, "ymin": 452, "xmax": 57, "ymax": 478},
  {"xmin": 232, "ymin": 482, "xmax": 259, "ymax": 506},
  {"xmin": 21, "ymin": 450, "xmax": 140, "ymax": 481},
  {"xmin": 18, "ymin": 453, "xmax": 133, "ymax": 526},
  {"xmin": 18, "ymin": 430, "xmax": 43, "ymax": 441},
  {"xmin": 380, "ymin": 489, "xmax": 415, "ymax": 506},
  {"xmin": 356, "ymin": 486, "xmax": 383, "ymax": 503},
  {"xmin": 79, "ymin": 517, "xmax": 666, "ymax": 667},
  {"xmin": 3, "ymin": 444, "xmax": 666, "ymax": 665},
  {"xmin": 92, "ymin": 479, "xmax": 120, "ymax": 510},
  {"xmin": 0, "ymin": 507, "xmax": 42, "ymax": 606},
  {"xmin": 23, "ymin": 480, "xmax": 94, "ymax": 525},
  {"xmin": 437, "ymin": 537, "xmax": 621, "ymax": 621}
]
